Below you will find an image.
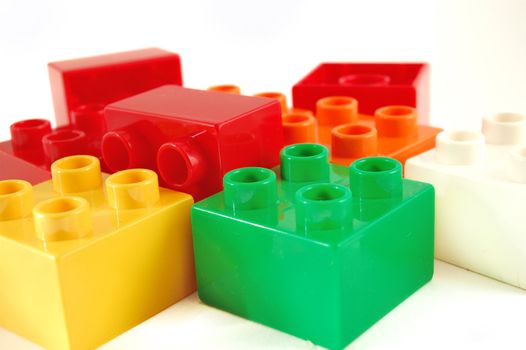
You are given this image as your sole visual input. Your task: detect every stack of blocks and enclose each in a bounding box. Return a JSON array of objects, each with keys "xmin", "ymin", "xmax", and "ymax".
[
  {"xmin": 0, "ymin": 48, "xmax": 183, "ymax": 183},
  {"xmin": 4, "ymin": 48, "xmax": 523, "ymax": 349}
]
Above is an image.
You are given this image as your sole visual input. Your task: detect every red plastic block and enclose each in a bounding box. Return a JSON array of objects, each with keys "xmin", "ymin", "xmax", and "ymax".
[
  {"xmin": 0, "ymin": 112, "xmax": 107, "ymax": 183},
  {"xmin": 49, "ymin": 48, "xmax": 182, "ymax": 127},
  {"xmin": 292, "ymin": 63, "xmax": 430, "ymax": 123},
  {"xmin": 101, "ymin": 85, "xmax": 283, "ymax": 200}
]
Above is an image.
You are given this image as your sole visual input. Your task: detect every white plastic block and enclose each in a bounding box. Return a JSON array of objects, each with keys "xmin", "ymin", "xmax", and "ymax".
[{"xmin": 405, "ymin": 113, "xmax": 526, "ymax": 289}]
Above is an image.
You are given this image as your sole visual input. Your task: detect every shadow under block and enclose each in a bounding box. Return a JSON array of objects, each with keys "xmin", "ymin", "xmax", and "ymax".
[
  {"xmin": 292, "ymin": 63, "xmax": 430, "ymax": 123},
  {"xmin": 102, "ymin": 85, "xmax": 283, "ymax": 200},
  {"xmin": 0, "ymin": 155, "xmax": 195, "ymax": 350},
  {"xmin": 282, "ymin": 98, "xmax": 441, "ymax": 166},
  {"xmin": 49, "ymin": 48, "xmax": 182, "ymax": 127},
  {"xmin": 406, "ymin": 114, "xmax": 526, "ymax": 289},
  {"xmin": 192, "ymin": 144, "xmax": 434, "ymax": 349}
]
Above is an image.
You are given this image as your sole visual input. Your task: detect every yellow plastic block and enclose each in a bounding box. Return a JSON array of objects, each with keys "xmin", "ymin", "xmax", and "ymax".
[{"xmin": 0, "ymin": 155, "xmax": 195, "ymax": 350}]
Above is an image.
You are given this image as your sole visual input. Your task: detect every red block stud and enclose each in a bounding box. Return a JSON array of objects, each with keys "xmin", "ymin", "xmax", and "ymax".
[
  {"xmin": 10, "ymin": 119, "xmax": 52, "ymax": 161},
  {"xmin": 49, "ymin": 48, "xmax": 183, "ymax": 127},
  {"xmin": 42, "ymin": 129, "xmax": 87, "ymax": 164},
  {"xmin": 101, "ymin": 85, "xmax": 283, "ymax": 200},
  {"xmin": 292, "ymin": 63, "xmax": 430, "ymax": 123}
]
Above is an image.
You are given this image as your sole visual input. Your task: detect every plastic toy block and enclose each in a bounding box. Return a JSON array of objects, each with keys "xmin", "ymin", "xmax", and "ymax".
[
  {"xmin": 0, "ymin": 114, "xmax": 107, "ymax": 183},
  {"xmin": 207, "ymin": 84, "xmax": 241, "ymax": 94},
  {"xmin": 282, "ymin": 96, "xmax": 442, "ymax": 166},
  {"xmin": 292, "ymin": 63, "xmax": 430, "ymax": 123},
  {"xmin": 49, "ymin": 48, "xmax": 182, "ymax": 127},
  {"xmin": 101, "ymin": 85, "xmax": 284, "ymax": 200},
  {"xmin": 406, "ymin": 112, "xmax": 526, "ymax": 289},
  {"xmin": 192, "ymin": 144, "xmax": 435, "ymax": 349},
  {"xmin": 0, "ymin": 155, "xmax": 195, "ymax": 350}
]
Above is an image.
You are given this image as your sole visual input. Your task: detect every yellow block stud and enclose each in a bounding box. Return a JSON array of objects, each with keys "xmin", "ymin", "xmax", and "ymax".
[
  {"xmin": 33, "ymin": 196, "xmax": 92, "ymax": 241},
  {"xmin": 51, "ymin": 155, "xmax": 102, "ymax": 194},
  {"xmin": 105, "ymin": 169, "xmax": 160, "ymax": 209},
  {"xmin": 0, "ymin": 179, "xmax": 34, "ymax": 220},
  {"xmin": 0, "ymin": 157, "xmax": 195, "ymax": 350}
]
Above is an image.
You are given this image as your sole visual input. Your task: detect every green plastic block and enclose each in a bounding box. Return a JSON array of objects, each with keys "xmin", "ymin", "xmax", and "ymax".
[{"xmin": 192, "ymin": 144, "xmax": 434, "ymax": 349}]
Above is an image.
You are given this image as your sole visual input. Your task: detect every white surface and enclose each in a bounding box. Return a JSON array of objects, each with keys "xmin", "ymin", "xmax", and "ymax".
[
  {"xmin": 2, "ymin": 261, "xmax": 525, "ymax": 350},
  {"xmin": 1, "ymin": 0, "xmax": 526, "ymax": 349},
  {"xmin": 406, "ymin": 124, "xmax": 526, "ymax": 289}
]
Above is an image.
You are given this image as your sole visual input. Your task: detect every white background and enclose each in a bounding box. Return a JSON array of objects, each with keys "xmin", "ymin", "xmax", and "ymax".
[{"xmin": 1, "ymin": 0, "xmax": 526, "ymax": 349}]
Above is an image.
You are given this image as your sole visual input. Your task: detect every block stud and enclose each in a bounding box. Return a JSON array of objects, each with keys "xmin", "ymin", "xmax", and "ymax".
[
  {"xmin": 223, "ymin": 167, "xmax": 277, "ymax": 211},
  {"xmin": 42, "ymin": 129, "xmax": 87, "ymax": 164},
  {"xmin": 482, "ymin": 112, "xmax": 526, "ymax": 145},
  {"xmin": 295, "ymin": 183, "xmax": 352, "ymax": 233},
  {"xmin": 101, "ymin": 129, "xmax": 149, "ymax": 172},
  {"xmin": 375, "ymin": 106, "xmax": 417, "ymax": 137},
  {"xmin": 70, "ymin": 104, "xmax": 106, "ymax": 135},
  {"xmin": 332, "ymin": 124, "xmax": 377, "ymax": 158},
  {"xmin": 255, "ymin": 92, "xmax": 287, "ymax": 113},
  {"xmin": 10, "ymin": 119, "xmax": 52, "ymax": 154},
  {"xmin": 316, "ymin": 96, "xmax": 358, "ymax": 126},
  {"xmin": 436, "ymin": 130, "xmax": 485, "ymax": 165},
  {"xmin": 350, "ymin": 157, "xmax": 403, "ymax": 199},
  {"xmin": 280, "ymin": 144, "xmax": 330, "ymax": 183},
  {"xmin": 51, "ymin": 155, "xmax": 102, "ymax": 194},
  {"xmin": 207, "ymin": 84, "xmax": 241, "ymax": 94},
  {"xmin": 105, "ymin": 169, "xmax": 160, "ymax": 209},
  {"xmin": 33, "ymin": 196, "xmax": 91, "ymax": 241},
  {"xmin": 0, "ymin": 180, "xmax": 34, "ymax": 221},
  {"xmin": 282, "ymin": 112, "xmax": 318, "ymax": 145},
  {"xmin": 157, "ymin": 139, "xmax": 205, "ymax": 188}
]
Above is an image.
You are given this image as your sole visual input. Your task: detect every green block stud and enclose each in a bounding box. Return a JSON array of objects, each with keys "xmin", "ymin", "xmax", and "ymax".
[{"xmin": 192, "ymin": 143, "xmax": 434, "ymax": 349}]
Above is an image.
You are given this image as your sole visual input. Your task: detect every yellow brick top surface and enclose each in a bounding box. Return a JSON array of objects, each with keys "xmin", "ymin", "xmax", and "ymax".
[{"xmin": 0, "ymin": 170, "xmax": 192, "ymax": 258}]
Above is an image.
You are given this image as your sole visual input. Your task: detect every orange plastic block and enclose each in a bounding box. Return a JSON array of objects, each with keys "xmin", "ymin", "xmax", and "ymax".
[
  {"xmin": 281, "ymin": 95, "xmax": 442, "ymax": 166},
  {"xmin": 0, "ymin": 155, "xmax": 195, "ymax": 350}
]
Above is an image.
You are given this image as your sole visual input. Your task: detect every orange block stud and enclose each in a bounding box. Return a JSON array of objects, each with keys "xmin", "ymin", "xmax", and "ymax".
[
  {"xmin": 331, "ymin": 124, "xmax": 377, "ymax": 159},
  {"xmin": 282, "ymin": 112, "xmax": 318, "ymax": 145},
  {"xmin": 316, "ymin": 96, "xmax": 359, "ymax": 126},
  {"xmin": 255, "ymin": 92, "xmax": 287, "ymax": 113},
  {"xmin": 207, "ymin": 84, "xmax": 241, "ymax": 94},
  {"xmin": 254, "ymin": 91, "xmax": 313, "ymax": 116},
  {"xmin": 375, "ymin": 105, "xmax": 417, "ymax": 137}
]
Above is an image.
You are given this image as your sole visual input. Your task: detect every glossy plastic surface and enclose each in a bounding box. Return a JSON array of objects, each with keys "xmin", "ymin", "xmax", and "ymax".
[
  {"xmin": 0, "ymin": 113, "xmax": 108, "ymax": 182},
  {"xmin": 406, "ymin": 112, "xmax": 526, "ymax": 289},
  {"xmin": 292, "ymin": 63, "xmax": 430, "ymax": 122},
  {"xmin": 0, "ymin": 144, "xmax": 51, "ymax": 184},
  {"xmin": 101, "ymin": 85, "xmax": 283, "ymax": 200},
  {"xmin": 0, "ymin": 155, "xmax": 195, "ymax": 350},
  {"xmin": 192, "ymin": 144, "xmax": 434, "ymax": 349},
  {"xmin": 49, "ymin": 48, "xmax": 182, "ymax": 126},
  {"xmin": 282, "ymin": 97, "xmax": 441, "ymax": 166}
]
